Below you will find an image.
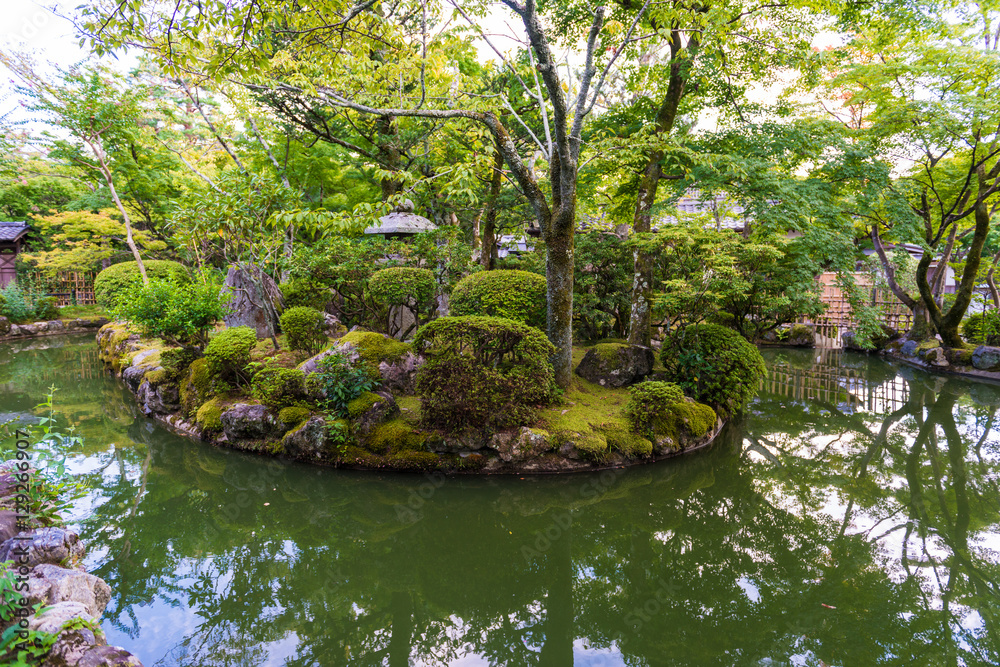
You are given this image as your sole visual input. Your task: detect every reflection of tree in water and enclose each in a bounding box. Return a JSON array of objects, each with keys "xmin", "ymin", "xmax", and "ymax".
[{"xmin": 56, "ymin": 345, "xmax": 1000, "ymax": 666}]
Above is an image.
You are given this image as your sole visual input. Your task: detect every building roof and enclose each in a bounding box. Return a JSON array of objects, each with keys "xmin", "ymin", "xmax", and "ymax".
[
  {"xmin": 364, "ymin": 211, "xmax": 438, "ymax": 236},
  {"xmin": 654, "ymin": 193, "xmax": 748, "ymax": 230},
  {"xmin": 0, "ymin": 221, "xmax": 30, "ymax": 243}
]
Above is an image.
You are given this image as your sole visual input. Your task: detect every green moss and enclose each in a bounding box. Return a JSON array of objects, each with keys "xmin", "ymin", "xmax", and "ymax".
[
  {"xmin": 339, "ymin": 330, "xmax": 412, "ymax": 367},
  {"xmin": 181, "ymin": 357, "xmax": 216, "ymax": 417},
  {"xmin": 388, "ymin": 451, "xmax": 439, "ymax": 471},
  {"xmin": 144, "ymin": 369, "xmax": 170, "ymax": 386},
  {"xmin": 592, "ymin": 342, "xmax": 628, "ymax": 363},
  {"xmin": 601, "ymin": 427, "xmax": 653, "ymax": 457},
  {"xmin": 917, "ymin": 339, "xmax": 941, "ymax": 351},
  {"xmin": 337, "ymin": 445, "xmax": 385, "ymax": 467},
  {"xmin": 347, "ymin": 391, "xmax": 382, "ymax": 418},
  {"xmin": 949, "ymin": 347, "xmax": 975, "ymax": 366},
  {"xmin": 573, "ymin": 433, "xmax": 609, "ymax": 461},
  {"xmin": 366, "ymin": 419, "xmax": 427, "ymax": 454},
  {"xmin": 396, "ymin": 395, "xmax": 422, "ymax": 424},
  {"xmin": 278, "ymin": 406, "xmax": 312, "ymax": 427},
  {"xmin": 653, "ymin": 401, "xmax": 717, "ymax": 439},
  {"xmin": 196, "ymin": 398, "xmax": 224, "ymax": 433}
]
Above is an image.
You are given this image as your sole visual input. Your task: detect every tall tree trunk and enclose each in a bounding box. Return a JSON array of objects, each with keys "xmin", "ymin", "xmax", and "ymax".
[
  {"xmin": 546, "ymin": 220, "xmax": 575, "ymax": 387},
  {"xmin": 481, "ymin": 139, "xmax": 504, "ymax": 270},
  {"xmin": 921, "ymin": 193, "xmax": 992, "ymax": 347},
  {"xmin": 986, "ymin": 251, "xmax": 1000, "ymax": 309},
  {"xmin": 627, "ymin": 31, "xmax": 700, "ymax": 346}
]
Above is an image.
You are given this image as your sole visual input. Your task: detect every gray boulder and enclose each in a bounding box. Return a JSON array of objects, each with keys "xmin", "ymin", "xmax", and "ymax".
[
  {"xmin": 221, "ymin": 264, "xmax": 283, "ymax": 339},
  {"xmin": 27, "ymin": 563, "xmax": 112, "ymax": 618},
  {"xmin": 490, "ymin": 427, "xmax": 552, "ymax": 463},
  {"xmin": 136, "ymin": 380, "xmax": 180, "ymax": 415},
  {"xmin": 972, "ymin": 345, "xmax": 1000, "ymax": 371},
  {"xmin": 0, "ymin": 527, "xmax": 85, "ymax": 569},
  {"xmin": 27, "ymin": 600, "xmax": 94, "ymax": 635},
  {"xmin": 378, "ymin": 352, "xmax": 424, "ymax": 394},
  {"xmin": 77, "ymin": 646, "xmax": 144, "ymax": 667},
  {"xmin": 220, "ymin": 404, "xmax": 284, "ymax": 441},
  {"xmin": 281, "ymin": 417, "xmax": 328, "ymax": 458},
  {"xmin": 575, "ymin": 343, "xmax": 654, "ymax": 387}
]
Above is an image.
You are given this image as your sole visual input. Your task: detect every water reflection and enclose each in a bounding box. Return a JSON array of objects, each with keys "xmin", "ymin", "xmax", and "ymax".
[{"xmin": 1, "ymin": 340, "xmax": 998, "ymax": 666}]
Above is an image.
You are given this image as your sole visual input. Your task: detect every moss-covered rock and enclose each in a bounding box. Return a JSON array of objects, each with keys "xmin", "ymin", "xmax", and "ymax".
[
  {"xmin": 572, "ymin": 433, "xmax": 609, "ymax": 461},
  {"xmin": 196, "ymin": 398, "xmax": 224, "ymax": 433},
  {"xmin": 365, "ymin": 419, "xmax": 427, "ymax": 454},
  {"xmin": 347, "ymin": 391, "xmax": 382, "ymax": 418},
  {"xmin": 575, "ymin": 343, "xmax": 655, "ymax": 388},
  {"xmin": 338, "ymin": 330, "xmax": 412, "ymax": 369},
  {"xmin": 278, "ymin": 406, "xmax": 312, "ymax": 428},
  {"xmin": 601, "ymin": 427, "xmax": 653, "ymax": 457},
  {"xmin": 180, "ymin": 357, "xmax": 215, "ymax": 418},
  {"xmin": 388, "ymin": 450, "xmax": 439, "ymax": 471}
]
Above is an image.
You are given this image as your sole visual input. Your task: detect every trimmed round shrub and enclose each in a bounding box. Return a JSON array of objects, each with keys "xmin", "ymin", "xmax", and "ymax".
[
  {"xmin": 660, "ymin": 323, "xmax": 766, "ymax": 417},
  {"xmin": 449, "ymin": 270, "xmax": 546, "ymax": 328},
  {"xmin": 204, "ymin": 326, "xmax": 257, "ymax": 385},
  {"xmin": 94, "ymin": 260, "xmax": 190, "ymax": 308},
  {"xmin": 281, "ymin": 279, "xmax": 331, "ymax": 311},
  {"xmin": 250, "ymin": 363, "xmax": 307, "ymax": 408},
  {"xmin": 413, "ymin": 315, "xmax": 556, "ymax": 431},
  {"xmin": 366, "ymin": 267, "xmax": 436, "ymax": 309},
  {"xmin": 280, "ymin": 306, "xmax": 327, "ymax": 355},
  {"xmin": 625, "ymin": 381, "xmax": 685, "ymax": 435}
]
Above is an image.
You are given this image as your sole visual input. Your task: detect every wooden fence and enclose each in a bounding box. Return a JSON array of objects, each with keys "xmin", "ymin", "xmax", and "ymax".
[{"xmin": 796, "ymin": 272, "xmax": 913, "ymax": 349}]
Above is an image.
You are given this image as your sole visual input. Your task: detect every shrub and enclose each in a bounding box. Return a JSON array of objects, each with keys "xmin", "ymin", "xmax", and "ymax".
[
  {"xmin": 34, "ymin": 296, "xmax": 60, "ymax": 320},
  {"xmin": 625, "ymin": 381, "xmax": 686, "ymax": 435},
  {"xmin": 281, "ymin": 279, "xmax": 331, "ymax": 310},
  {"xmin": 309, "ymin": 349, "xmax": 381, "ymax": 417},
  {"xmin": 659, "ymin": 323, "xmax": 766, "ymax": 417},
  {"xmin": 450, "ymin": 270, "xmax": 547, "ymax": 328},
  {"xmin": 413, "ymin": 315, "xmax": 556, "ymax": 431},
  {"xmin": 250, "ymin": 362, "xmax": 307, "ymax": 408},
  {"xmin": 112, "ymin": 278, "xmax": 224, "ymax": 348},
  {"xmin": 962, "ymin": 311, "xmax": 1000, "ymax": 345},
  {"xmin": 0, "ymin": 283, "xmax": 35, "ymax": 322},
  {"xmin": 204, "ymin": 326, "xmax": 257, "ymax": 385},
  {"xmin": 161, "ymin": 347, "xmax": 201, "ymax": 380},
  {"xmin": 366, "ymin": 267, "xmax": 437, "ymax": 338},
  {"xmin": 94, "ymin": 260, "xmax": 190, "ymax": 308},
  {"xmin": 280, "ymin": 306, "xmax": 327, "ymax": 355}
]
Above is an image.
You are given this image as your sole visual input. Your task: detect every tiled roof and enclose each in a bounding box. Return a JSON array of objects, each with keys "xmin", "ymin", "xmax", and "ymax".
[
  {"xmin": 0, "ymin": 222, "xmax": 30, "ymax": 242},
  {"xmin": 364, "ymin": 212, "xmax": 438, "ymax": 235}
]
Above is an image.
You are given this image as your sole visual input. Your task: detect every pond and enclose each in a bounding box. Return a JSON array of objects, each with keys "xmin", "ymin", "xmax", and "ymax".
[{"xmin": 2, "ymin": 335, "xmax": 999, "ymax": 666}]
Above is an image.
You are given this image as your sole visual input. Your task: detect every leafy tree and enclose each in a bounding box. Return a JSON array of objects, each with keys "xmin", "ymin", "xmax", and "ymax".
[{"xmin": 825, "ymin": 0, "xmax": 1000, "ymax": 345}]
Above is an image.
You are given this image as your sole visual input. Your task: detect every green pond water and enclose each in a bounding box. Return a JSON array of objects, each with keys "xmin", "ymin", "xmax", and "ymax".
[{"xmin": 2, "ymin": 334, "xmax": 999, "ymax": 666}]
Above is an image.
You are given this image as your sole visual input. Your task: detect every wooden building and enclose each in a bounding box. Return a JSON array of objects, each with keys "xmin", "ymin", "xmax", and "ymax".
[{"xmin": 0, "ymin": 222, "xmax": 30, "ymax": 288}]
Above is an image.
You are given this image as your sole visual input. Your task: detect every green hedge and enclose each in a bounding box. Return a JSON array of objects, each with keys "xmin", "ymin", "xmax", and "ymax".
[
  {"xmin": 413, "ymin": 315, "xmax": 556, "ymax": 430},
  {"xmin": 659, "ymin": 323, "xmax": 766, "ymax": 417},
  {"xmin": 962, "ymin": 311, "xmax": 1000, "ymax": 345},
  {"xmin": 280, "ymin": 306, "xmax": 327, "ymax": 355},
  {"xmin": 204, "ymin": 326, "xmax": 257, "ymax": 386},
  {"xmin": 366, "ymin": 267, "xmax": 436, "ymax": 308},
  {"xmin": 280, "ymin": 280, "xmax": 331, "ymax": 311},
  {"xmin": 94, "ymin": 260, "xmax": 190, "ymax": 308},
  {"xmin": 449, "ymin": 270, "xmax": 546, "ymax": 328}
]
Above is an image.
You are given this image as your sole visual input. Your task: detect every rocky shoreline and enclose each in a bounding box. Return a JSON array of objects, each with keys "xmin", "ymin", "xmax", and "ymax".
[
  {"xmin": 95, "ymin": 323, "xmax": 726, "ymax": 474},
  {"xmin": 0, "ymin": 316, "xmax": 109, "ymax": 342},
  {"xmin": 0, "ymin": 463, "xmax": 142, "ymax": 666}
]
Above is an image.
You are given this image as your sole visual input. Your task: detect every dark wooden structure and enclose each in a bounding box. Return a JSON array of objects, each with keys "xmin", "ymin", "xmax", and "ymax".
[{"xmin": 0, "ymin": 222, "xmax": 30, "ymax": 288}]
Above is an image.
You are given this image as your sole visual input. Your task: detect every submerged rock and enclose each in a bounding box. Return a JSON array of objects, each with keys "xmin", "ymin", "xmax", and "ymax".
[{"xmin": 575, "ymin": 343, "xmax": 654, "ymax": 387}]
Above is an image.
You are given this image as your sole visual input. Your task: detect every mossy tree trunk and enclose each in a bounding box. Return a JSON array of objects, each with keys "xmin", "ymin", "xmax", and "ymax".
[{"xmin": 625, "ymin": 28, "xmax": 701, "ymax": 347}]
